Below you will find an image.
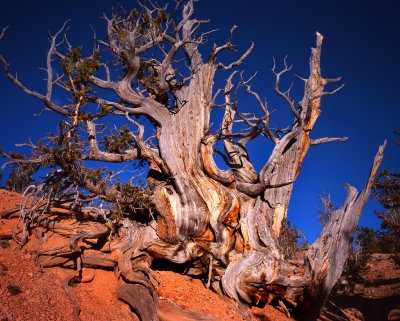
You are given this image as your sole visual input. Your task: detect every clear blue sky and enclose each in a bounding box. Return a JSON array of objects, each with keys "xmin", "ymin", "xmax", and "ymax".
[{"xmin": 0, "ymin": 0, "xmax": 399, "ymax": 242}]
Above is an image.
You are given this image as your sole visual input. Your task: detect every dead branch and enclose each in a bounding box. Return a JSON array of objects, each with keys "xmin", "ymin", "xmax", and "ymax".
[
  {"xmin": 304, "ymin": 142, "xmax": 385, "ymax": 319},
  {"xmin": 272, "ymin": 56, "xmax": 301, "ymax": 122},
  {"xmin": 86, "ymin": 120, "xmax": 143, "ymax": 162},
  {"xmin": 218, "ymin": 42, "xmax": 254, "ymax": 71},
  {"xmin": 0, "ymin": 26, "xmax": 8, "ymax": 40},
  {"xmin": 311, "ymin": 136, "xmax": 348, "ymax": 145}
]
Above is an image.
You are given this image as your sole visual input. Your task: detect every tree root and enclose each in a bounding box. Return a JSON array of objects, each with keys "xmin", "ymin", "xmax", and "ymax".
[
  {"xmin": 117, "ymin": 283, "xmax": 159, "ymax": 321},
  {"xmin": 0, "ymin": 207, "xmax": 20, "ymax": 218},
  {"xmin": 38, "ymin": 250, "xmax": 118, "ymax": 269},
  {"xmin": 278, "ymin": 299, "xmax": 291, "ymax": 318},
  {"xmin": 62, "ymin": 274, "xmax": 81, "ymax": 321},
  {"xmin": 158, "ymin": 300, "xmax": 214, "ymax": 321},
  {"xmin": 26, "ymin": 207, "xmax": 161, "ymax": 321}
]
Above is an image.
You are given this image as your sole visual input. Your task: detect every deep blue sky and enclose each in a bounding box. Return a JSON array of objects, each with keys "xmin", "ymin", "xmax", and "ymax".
[{"xmin": 0, "ymin": 1, "xmax": 399, "ymax": 242}]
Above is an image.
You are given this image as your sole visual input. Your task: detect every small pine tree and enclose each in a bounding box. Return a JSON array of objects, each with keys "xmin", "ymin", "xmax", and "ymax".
[{"xmin": 372, "ymin": 169, "xmax": 400, "ymax": 237}]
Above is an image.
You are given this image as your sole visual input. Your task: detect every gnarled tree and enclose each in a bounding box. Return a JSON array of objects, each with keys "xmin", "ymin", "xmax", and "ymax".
[{"xmin": 0, "ymin": 2, "xmax": 384, "ymax": 320}]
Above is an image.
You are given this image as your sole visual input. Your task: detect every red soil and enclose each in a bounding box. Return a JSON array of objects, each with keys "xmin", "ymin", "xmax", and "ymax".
[
  {"xmin": 3, "ymin": 188, "xmax": 398, "ymax": 321},
  {"xmin": 0, "ymin": 189, "xmax": 291, "ymax": 321}
]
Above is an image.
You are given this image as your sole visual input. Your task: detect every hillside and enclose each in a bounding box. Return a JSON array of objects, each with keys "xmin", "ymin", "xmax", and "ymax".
[{"xmin": 0, "ymin": 189, "xmax": 399, "ymax": 321}]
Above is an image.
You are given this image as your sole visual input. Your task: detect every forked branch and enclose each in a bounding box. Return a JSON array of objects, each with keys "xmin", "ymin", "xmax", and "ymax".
[
  {"xmin": 218, "ymin": 42, "xmax": 254, "ymax": 71},
  {"xmin": 0, "ymin": 53, "xmax": 68, "ymax": 116},
  {"xmin": 86, "ymin": 120, "xmax": 143, "ymax": 162},
  {"xmin": 272, "ymin": 57, "xmax": 300, "ymax": 122}
]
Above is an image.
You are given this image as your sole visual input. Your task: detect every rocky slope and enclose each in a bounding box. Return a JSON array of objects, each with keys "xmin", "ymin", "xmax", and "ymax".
[{"xmin": 322, "ymin": 253, "xmax": 400, "ymax": 321}]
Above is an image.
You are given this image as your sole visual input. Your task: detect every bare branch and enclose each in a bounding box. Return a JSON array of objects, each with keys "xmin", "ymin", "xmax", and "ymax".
[
  {"xmin": 0, "ymin": 54, "xmax": 69, "ymax": 116},
  {"xmin": 124, "ymin": 114, "xmax": 161, "ymax": 158},
  {"xmin": 221, "ymin": 71, "xmax": 238, "ymax": 135},
  {"xmin": 99, "ymin": 63, "xmax": 111, "ymax": 82},
  {"xmin": 0, "ymin": 26, "xmax": 9, "ymax": 40},
  {"xmin": 90, "ymin": 75, "xmax": 117, "ymax": 91},
  {"xmin": 208, "ymin": 25, "xmax": 238, "ymax": 63},
  {"xmin": 46, "ymin": 21, "xmax": 70, "ymax": 101},
  {"xmin": 1, "ymin": 157, "xmax": 50, "ymax": 170},
  {"xmin": 201, "ymin": 135, "xmax": 235, "ymax": 185},
  {"xmin": 239, "ymin": 72, "xmax": 278, "ymax": 143},
  {"xmin": 0, "ymin": 23, "xmax": 72, "ymax": 116},
  {"xmin": 272, "ymin": 57, "xmax": 301, "ymax": 122},
  {"xmin": 218, "ymin": 42, "xmax": 254, "ymax": 71},
  {"xmin": 305, "ymin": 142, "xmax": 385, "ymax": 319},
  {"xmin": 172, "ymin": 0, "xmax": 185, "ymax": 41},
  {"xmin": 311, "ymin": 136, "xmax": 348, "ymax": 145},
  {"xmin": 214, "ymin": 71, "xmax": 259, "ymax": 183},
  {"xmin": 95, "ymin": 98, "xmax": 168, "ymax": 125},
  {"xmin": 124, "ymin": 114, "xmax": 145, "ymax": 140},
  {"xmin": 312, "ymin": 83, "xmax": 345, "ymax": 100},
  {"xmin": 123, "ymin": 113, "xmax": 169, "ymax": 174},
  {"xmin": 236, "ymin": 179, "xmax": 294, "ymax": 197},
  {"xmin": 178, "ymin": 1, "xmax": 207, "ymax": 68},
  {"xmin": 86, "ymin": 120, "xmax": 142, "ymax": 163}
]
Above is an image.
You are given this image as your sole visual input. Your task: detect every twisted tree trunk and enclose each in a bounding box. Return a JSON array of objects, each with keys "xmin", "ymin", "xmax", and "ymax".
[{"xmin": 0, "ymin": 2, "xmax": 385, "ymax": 320}]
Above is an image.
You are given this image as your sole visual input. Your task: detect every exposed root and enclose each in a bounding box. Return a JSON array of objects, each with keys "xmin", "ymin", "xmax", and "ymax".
[
  {"xmin": 40, "ymin": 256, "xmax": 73, "ymax": 268},
  {"xmin": 115, "ymin": 236, "xmax": 161, "ymax": 320},
  {"xmin": 38, "ymin": 250, "xmax": 118, "ymax": 269},
  {"xmin": 62, "ymin": 274, "xmax": 81, "ymax": 321},
  {"xmin": 158, "ymin": 300, "xmax": 214, "ymax": 321},
  {"xmin": 0, "ymin": 207, "xmax": 19, "ymax": 218},
  {"xmin": 117, "ymin": 283, "xmax": 159, "ymax": 321},
  {"xmin": 68, "ymin": 224, "xmax": 110, "ymax": 277},
  {"xmin": 13, "ymin": 184, "xmax": 51, "ymax": 247},
  {"xmin": 206, "ymin": 254, "xmax": 213, "ymax": 289},
  {"xmin": 278, "ymin": 299, "xmax": 291, "ymax": 318},
  {"xmin": 18, "ymin": 194, "xmax": 163, "ymax": 321},
  {"xmin": 68, "ymin": 224, "xmax": 109, "ymax": 252}
]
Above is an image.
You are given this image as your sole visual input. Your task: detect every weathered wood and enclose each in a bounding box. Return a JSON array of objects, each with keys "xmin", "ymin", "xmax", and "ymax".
[
  {"xmin": 302, "ymin": 142, "xmax": 385, "ymax": 320},
  {"xmin": 62, "ymin": 274, "xmax": 81, "ymax": 321},
  {"xmin": 158, "ymin": 300, "xmax": 214, "ymax": 321},
  {"xmin": 117, "ymin": 284, "xmax": 159, "ymax": 321},
  {"xmin": 0, "ymin": 2, "xmax": 385, "ymax": 320}
]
